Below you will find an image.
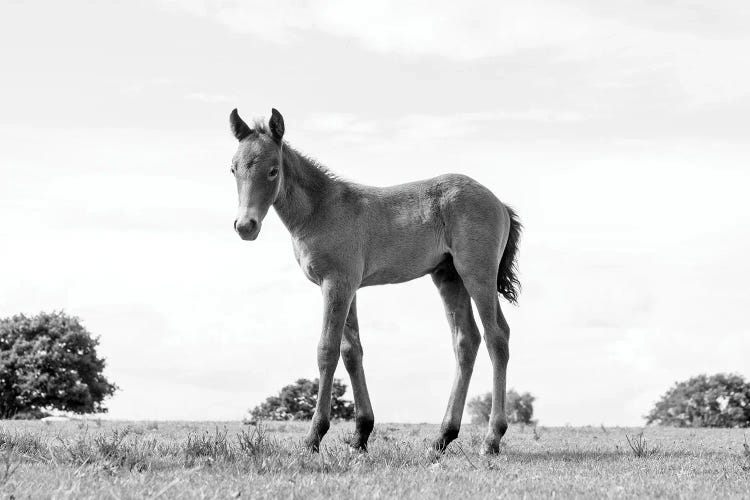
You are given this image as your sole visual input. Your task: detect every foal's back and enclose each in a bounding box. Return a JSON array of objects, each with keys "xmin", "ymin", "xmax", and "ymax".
[{"xmin": 321, "ymin": 173, "xmax": 508, "ymax": 287}]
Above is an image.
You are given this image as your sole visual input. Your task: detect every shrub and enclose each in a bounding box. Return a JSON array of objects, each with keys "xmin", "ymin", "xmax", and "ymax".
[
  {"xmin": 467, "ymin": 389, "xmax": 536, "ymax": 425},
  {"xmin": 248, "ymin": 378, "xmax": 354, "ymax": 421},
  {"xmin": 0, "ymin": 311, "xmax": 117, "ymax": 418},
  {"xmin": 646, "ymin": 373, "xmax": 750, "ymax": 428}
]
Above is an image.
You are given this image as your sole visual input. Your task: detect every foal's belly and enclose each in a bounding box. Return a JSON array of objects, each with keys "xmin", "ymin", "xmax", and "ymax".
[
  {"xmin": 360, "ymin": 230, "xmax": 449, "ymax": 287},
  {"xmin": 360, "ymin": 262, "xmax": 442, "ymax": 287}
]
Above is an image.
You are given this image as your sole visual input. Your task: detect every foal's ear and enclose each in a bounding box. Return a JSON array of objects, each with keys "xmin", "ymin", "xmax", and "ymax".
[
  {"xmin": 230, "ymin": 108, "xmax": 252, "ymax": 141},
  {"xmin": 269, "ymin": 108, "xmax": 285, "ymax": 144}
]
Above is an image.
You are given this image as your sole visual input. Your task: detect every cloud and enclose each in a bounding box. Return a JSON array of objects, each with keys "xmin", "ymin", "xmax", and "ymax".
[
  {"xmin": 156, "ymin": 1, "xmax": 750, "ymax": 59},
  {"xmin": 119, "ymin": 76, "xmax": 236, "ymax": 104},
  {"xmin": 300, "ymin": 113, "xmax": 379, "ymax": 143},
  {"xmin": 184, "ymin": 92, "xmax": 237, "ymax": 104},
  {"xmin": 158, "ymin": 0, "xmax": 750, "ymax": 108},
  {"xmin": 159, "ymin": 0, "xmax": 607, "ymax": 59},
  {"xmin": 297, "ymin": 109, "xmax": 587, "ymax": 144},
  {"xmin": 120, "ymin": 77, "xmax": 175, "ymax": 95},
  {"xmin": 395, "ymin": 109, "xmax": 588, "ymax": 140}
]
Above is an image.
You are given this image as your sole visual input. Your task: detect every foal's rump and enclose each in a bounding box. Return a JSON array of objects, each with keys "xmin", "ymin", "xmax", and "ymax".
[{"xmin": 433, "ymin": 174, "xmax": 521, "ymax": 303}]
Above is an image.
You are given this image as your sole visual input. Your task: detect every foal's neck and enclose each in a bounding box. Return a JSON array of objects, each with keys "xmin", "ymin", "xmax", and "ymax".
[{"xmin": 273, "ymin": 144, "xmax": 337, "ymax": 236}]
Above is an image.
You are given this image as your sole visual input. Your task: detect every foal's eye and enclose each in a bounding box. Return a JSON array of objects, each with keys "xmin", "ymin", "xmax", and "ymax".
[
  {"xmin": 268, "ymin": 166, "xmax": 279, "ymax": 179},
  {"xmin": 230, "ymin": 166, "xmax": 235, "ymax": 175}
]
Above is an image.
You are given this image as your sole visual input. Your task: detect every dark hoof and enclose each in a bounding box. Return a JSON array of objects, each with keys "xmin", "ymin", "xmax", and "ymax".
[
  {"xmin": 431, "ymin": 427, "xmax": 458, "ymax": 454},
  {"xmin": 431, "ymin": 438, "xmax": 450, "ymax": 454},
  {"xmin": 344, "ymin": 436, "xmax": 368, "ymax": 452},
  {"xmin": 303, "ymin": 437, "xmax": 320, "ymax": 453},
  {"xmin": 480, "ymin": 439, "xmax": 501, "ymax": 455},
  {"xmin": 425, "ymin": 447, "xmax": 443, "ymax": 462}
]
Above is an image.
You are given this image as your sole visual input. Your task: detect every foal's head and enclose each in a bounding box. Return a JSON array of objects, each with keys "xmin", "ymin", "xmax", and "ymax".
[{"xmin": 228, "ymin": 108, "xmax": 285, "ymax": 241}]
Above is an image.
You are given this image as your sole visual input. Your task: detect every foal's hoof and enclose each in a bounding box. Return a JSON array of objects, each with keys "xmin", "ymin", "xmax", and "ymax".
[
  {"xmin": 480, "ymin": 440, "xmax": 501, "ymax": 455},
  {"xmin": 430, "ymin": 438, "xmax": 450, "ymax": 455},
  {"xmin": 303, "ymin": 437, "xmax": 321, "ymax": 453},
  {"xmin": 344, "ymin": 436, "xmax": 368, "ymax": 452},
  {"xmin": 425, "ymin": 447, "xmax": 443, "ymax": 463}
]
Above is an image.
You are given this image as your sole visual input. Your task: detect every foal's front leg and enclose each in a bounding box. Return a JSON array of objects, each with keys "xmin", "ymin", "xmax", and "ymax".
[
  {"xmin": 304, "ymin": 278, "xmax": 357, "ymax": 452},
  {"xmin": 340, "ymin": 296, "xmax": 375, "ymax": 450}
]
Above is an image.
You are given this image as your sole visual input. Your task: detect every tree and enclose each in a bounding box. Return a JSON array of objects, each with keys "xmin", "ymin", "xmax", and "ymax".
[
  {"xmin": 0, "ymin": 311, "xmax": 117, "ymax": 418},
  {"xmin": 249, "ymin": 378, "xmax": 354, "ymax": 421},
  {"xmin": 646, "ymin": 373, "xmax": 750, "ymax": 428},
  {"xmin": 467, "ymin": 389, "xmax": 536, "ymax": 425}
]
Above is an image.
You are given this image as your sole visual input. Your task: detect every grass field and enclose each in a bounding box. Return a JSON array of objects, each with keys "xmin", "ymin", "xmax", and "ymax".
[{"xmin": 1, "ymin": 420, "xmax": 749, "ymax": 499}]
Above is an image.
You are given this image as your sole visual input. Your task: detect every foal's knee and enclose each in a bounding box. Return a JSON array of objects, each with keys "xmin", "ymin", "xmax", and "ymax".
[
  {"xmin": 317, "ymin": 342, "xmax": 340, "ymax": 372},
  {"xmin": 340, "ymin": 336, "xmax": 363, "ymax": 372},
  {"xmin": 497, "ymin": 313, "xmax": 510, "ymax": 340},
  {"xmin": 485, "ymin": 327, "xmax": 509, "ymax": 364},
  {"xmin": 455, "ymin": 330, "xmax": 480, "ymax": 366}
]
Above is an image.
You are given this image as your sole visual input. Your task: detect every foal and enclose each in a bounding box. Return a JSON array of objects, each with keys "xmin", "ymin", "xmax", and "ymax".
[{"xmin": 229, "ymin": 108, "xmax": 521, "ymax": 454}]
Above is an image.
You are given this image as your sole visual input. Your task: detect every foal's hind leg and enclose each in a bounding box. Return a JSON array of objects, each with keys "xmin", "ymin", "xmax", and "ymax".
[
  {"xmin": 459, "ymin": 277, "xmax": 510, "ymax": 455},
  {"xmin": 340, "ymin": 295, "xmax": 375, "ymax": 450},
  {"xmin": 430, "ymin": 260, "xmax": 481, "ymax": 453},
  {"xmin": 449, "ymin": 202, "xmax": 512, "ymax": 454}
]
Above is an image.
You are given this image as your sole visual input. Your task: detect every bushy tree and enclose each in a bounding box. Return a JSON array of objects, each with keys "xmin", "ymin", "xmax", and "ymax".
[
  {"xmin": 0, "ymin": 311, "xmax": 117, "ymax": 419},
  {"xmin": 646, "ymin": 373, "xmax": 750, "ymax": 428},
  {"xmin": 467, "ymin": 393, "xmax": 492, "ymax": 424},
  {"xmin": 467, "ymin": 389, "xmax": 536, "ymax": 425},
  {"xmin": 249, "ymin": 378, "xmax": 354, "ymax": 421}
]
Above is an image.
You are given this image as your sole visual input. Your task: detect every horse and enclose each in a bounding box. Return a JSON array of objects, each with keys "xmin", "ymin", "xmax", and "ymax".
[{"xmin": 228, "ymin": 108, "xmax": 521, "ymax": 454}]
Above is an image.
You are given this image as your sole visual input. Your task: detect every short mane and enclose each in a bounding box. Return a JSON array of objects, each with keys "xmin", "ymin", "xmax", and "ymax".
[
  {"xmin": 282, "ymin": 144, "xmax": 342, "ymax": 184},
  {"xmin": 251, "ymin": 115, "xmax": 342, "ymax": 185},
  {"xmin": 251, "ymin": 118, "xmax": 269, "ymax": 134}
]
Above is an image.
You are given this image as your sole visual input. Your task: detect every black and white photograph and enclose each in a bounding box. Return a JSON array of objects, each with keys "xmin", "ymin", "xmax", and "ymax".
[{"xmin": 1, "ymin": 1, "xmax": 749, "ymax": 498}]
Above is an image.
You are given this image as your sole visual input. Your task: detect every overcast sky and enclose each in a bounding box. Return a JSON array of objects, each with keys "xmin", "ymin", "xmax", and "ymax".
[{"xmin": 2, "ymin": 0, "xmax": 749, "ymax": 426}]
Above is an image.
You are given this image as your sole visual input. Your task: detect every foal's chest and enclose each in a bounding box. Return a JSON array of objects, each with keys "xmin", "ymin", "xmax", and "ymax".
[{"xmin": 291, "ymin": 238, "xmax": 328, "ymax": 285}]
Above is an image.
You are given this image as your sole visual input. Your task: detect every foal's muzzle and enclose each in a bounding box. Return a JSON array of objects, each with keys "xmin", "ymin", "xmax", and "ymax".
[{"xmin": 234, "ymin": 217, "xmax": 260, "ymax": 241}]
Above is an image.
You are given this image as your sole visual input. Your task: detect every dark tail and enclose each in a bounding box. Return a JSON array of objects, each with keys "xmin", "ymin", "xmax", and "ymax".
[{"xmin": 497, "ymin": 205, "xmax": 522, "ymax": 304}]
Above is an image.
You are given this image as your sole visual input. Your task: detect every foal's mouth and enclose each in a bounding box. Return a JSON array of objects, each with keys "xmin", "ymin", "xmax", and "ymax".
[
  {"xmin": 237, "ymin": 227, "xmax": 260, "ymax": 241},
  {"xmin": 234, "ymin": 222, "xmax": 261, "ymax": 241}
]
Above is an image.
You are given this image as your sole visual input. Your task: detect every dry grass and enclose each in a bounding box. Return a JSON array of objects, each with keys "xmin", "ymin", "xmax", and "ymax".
[
  {"xmin": 0, "ymin": 421, "xmax": 748, "ymax": 499},
  {"xmin": 625, "ymin": 432, "xmax": 659, "ymax": 458}
]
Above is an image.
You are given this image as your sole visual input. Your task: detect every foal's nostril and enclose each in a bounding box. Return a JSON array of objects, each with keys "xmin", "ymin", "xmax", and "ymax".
[{"xmin": 235, "ymin": 217, "xmax": 259, "ymax": 238}]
